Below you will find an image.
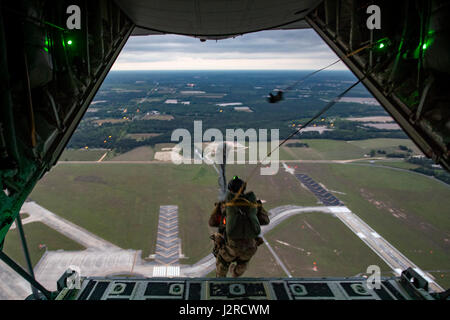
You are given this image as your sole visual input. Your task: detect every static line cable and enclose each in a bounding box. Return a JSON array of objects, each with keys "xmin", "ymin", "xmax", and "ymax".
[
  {"xmin": 284, "ymin": 59, "xmax": 342, "ymax": 92},
  {"xmin": 271, "ymin": 41, "xmax": 381, "ymax": 97}
]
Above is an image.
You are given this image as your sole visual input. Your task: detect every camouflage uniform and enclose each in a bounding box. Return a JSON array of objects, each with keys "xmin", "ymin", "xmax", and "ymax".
[{"xmin": 209, "ymin": 200, "xmax": 269, "ymax": 277}]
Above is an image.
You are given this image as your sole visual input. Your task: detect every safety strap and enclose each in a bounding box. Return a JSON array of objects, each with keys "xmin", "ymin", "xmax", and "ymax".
[{"xmin": 224, "ymin": 199, "xmax": 261, "ymax": 208}]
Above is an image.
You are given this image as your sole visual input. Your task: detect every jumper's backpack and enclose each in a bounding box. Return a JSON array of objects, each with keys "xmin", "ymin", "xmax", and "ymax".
[{"xmin": 224, "ymin": 191, "xmax": 261, "ymax": 240}]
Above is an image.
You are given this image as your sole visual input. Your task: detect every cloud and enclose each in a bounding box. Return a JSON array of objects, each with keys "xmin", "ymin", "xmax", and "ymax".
[{"xmin": 112, "ymin": 29, "xmax": 346, "ymax": 70}]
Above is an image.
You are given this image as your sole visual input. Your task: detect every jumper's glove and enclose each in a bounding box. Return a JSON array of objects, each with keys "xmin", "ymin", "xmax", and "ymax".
[
  {"xmin": 256, "ymin": 201, "xmax": 270, "ymax": 226},
  {"xmin": 209, "ymin": 202, "xmax": 224, "ymax": 227},
  {"xmin": 255, "ymin": 237, "xmax": 264, "ymax": 247},
  {"xmin": 210, "ymin": 232, "xmax": 225, "ymax": 246},
  {"xmin": 210, "ymin": 232, "xmax": 225, "ymax": 257}
]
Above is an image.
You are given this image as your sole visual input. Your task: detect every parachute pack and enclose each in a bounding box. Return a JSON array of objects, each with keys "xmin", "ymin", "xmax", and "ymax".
[{"xmin": 224, "ymin": 191, "xmax": 261, "ymax": 240}]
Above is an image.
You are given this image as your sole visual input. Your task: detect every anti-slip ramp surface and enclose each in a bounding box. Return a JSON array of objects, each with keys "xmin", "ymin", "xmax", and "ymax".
[
  {"xmin": 154, "ymin": 205, "xmax": 180, "ymax": 265},
  {"xmin": 296, "ymin": 174, "xmax": 343, "ymax": 206}
]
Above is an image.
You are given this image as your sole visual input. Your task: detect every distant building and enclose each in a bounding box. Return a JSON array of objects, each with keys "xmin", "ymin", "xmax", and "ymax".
[
  {"xmin": 338, "ymin": 97, "xmax": 380, "ymax": 106},
  {"xmin": 234, "ymin": 106, "xmax": 252, "ymax": 112},
  {"xmin": 180, "ymin": 91, "xmax": 205, "ymax": 95},
  {"xmin": 216, "ymin": 102, "xmax": 243, "ymax": 107}
]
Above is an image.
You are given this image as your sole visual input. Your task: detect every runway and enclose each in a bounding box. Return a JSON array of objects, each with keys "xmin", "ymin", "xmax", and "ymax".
[{"xmin": 327, "ymin": 206, "xmax": 444, "ymax": 292}]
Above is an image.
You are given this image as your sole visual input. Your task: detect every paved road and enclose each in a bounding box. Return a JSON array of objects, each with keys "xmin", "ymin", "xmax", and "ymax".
[
  {"xmin": 34, "ymin": 249, "xmax": 142, "ymax": 291},
  {"xmin": 20, "ymin": 202, "xmax": 119, "ymax": 250},
  {"xmin": 0, "ymin": 260, "xmax": 32, "ymax": 300},
  {"xmin": 328, "ymin": 206, "xmax": 444, "ymax": 292},
  {"xmin": 261, "ymin": 236, "xmax": 292, "ymax": 278}
]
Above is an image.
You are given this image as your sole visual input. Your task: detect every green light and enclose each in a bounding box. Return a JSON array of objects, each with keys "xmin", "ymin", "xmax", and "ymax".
[
  {"xmin": 44, "ymin": 37, "xmax": 49, "ymax": 52},
  {"xmin": 67, "ymin": 40, "xmax": 73, "ymax": 45},
  {"xmin": 422, "ymin": 43, "xmax": 427, "ymax": 50},
  {"xmin": 374, "ymin": 37, "xmax": 390, "ymax": 51}
]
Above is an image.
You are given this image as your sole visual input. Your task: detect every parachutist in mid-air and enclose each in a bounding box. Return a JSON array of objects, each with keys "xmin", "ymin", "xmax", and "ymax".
[
  {"xmin": 267, "ymin": 90, "xmax": 284, "ymax": 103},
  {"xmin": 209, "ymin": 176, "xmax": 270, "ymax": 277}
]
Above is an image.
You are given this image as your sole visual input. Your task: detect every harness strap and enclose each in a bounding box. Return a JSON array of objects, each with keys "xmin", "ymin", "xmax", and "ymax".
[{"xmin": 224, "ymin": 198, "xmax": 261, "ymax": 208}]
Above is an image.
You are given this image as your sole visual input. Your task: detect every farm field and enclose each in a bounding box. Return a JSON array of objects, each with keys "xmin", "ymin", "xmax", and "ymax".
[{"xmin": 279, "ymin": 138, "xmax": 421, "ymax": 160}]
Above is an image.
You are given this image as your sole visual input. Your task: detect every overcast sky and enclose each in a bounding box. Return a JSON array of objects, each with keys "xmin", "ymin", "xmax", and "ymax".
[{"xmin": 112, "ymin": 29, "xmax": 347, "ymax": 70}]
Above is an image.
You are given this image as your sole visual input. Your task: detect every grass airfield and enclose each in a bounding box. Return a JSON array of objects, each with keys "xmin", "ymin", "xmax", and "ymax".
[
  {"xmin": 3, "ymin": 222, "xmax": 85, "ymax": 268},
  {"xmin": 4, "ymin": 138, "xmax": 448, "ymax": 287}
]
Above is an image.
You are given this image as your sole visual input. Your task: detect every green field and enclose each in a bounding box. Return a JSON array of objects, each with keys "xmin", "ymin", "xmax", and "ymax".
[
  {"xmin": 60, "ymin": 148, "xmax": 109, "ymax": 161},
  {"xmin": 3, "ymin": 222, "xmax": 85, "ymax": 268},
  {"xmin": 265, "ymin": 213, "xmax": 391, "ymax": 277},
  {"xmin": 30, "ymin": 162, "xmax": 317, "ymax": 264},
  {"xmin": 297, "ymin": 163, "xmax": 450, "ymax": 288},
  {"xmin": 278, "ymin": 138, "xmax": 421, "ymax": 161},
  {"xmin": 246, "ymin": 139, "xmax": 365, "ymax": 161},
  {"xmin": 23, "ymin": 152, "xmax": 450, "ymax": 286},
  {"xmin": 355, "ymin": 160, "xmax": 421, "ymax": 170},
  {"xmin": 347, "ymin": 138, "xmax": 421, "ymax": 153}
]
